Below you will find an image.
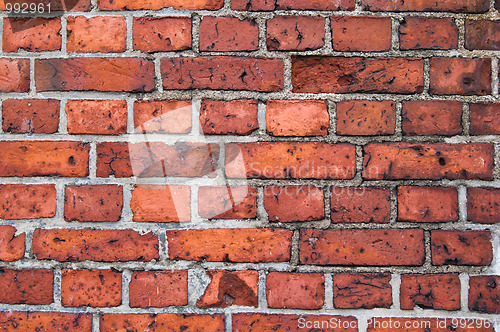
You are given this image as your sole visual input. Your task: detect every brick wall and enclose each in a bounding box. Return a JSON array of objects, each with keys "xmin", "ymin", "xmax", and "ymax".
[{"xmin": 0, "ymin": 0, "xmax": 499, "ymax": 331}]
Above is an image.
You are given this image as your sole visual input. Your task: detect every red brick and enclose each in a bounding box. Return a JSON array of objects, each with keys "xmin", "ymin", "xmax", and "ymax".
[
  {"xmin": 300, "ymin": 228, "xmax": 424, "ymax": 266},
  {"xmin": 266, "ymin": 100, "xmax": 329, "ymax": 136},
  {"xmin": 0, "ymin": 58, "xmax": 30, "ymax": 92},
  {"xmin": 32, "ymin": 229, "xmax": 158, "ymax": 262},
  {"xmin": 61, "ymin": 269, "xmax": 122, "ymax": 307},
  {"xmin": 336, "ymin": 100, "xmax": 396, "ymax": 136},
  {"xmin": 333, "ymin": 273, "xmax": 392, "ymax": 309},
  {"xmin": 98, "ymin": 0, "xmax": 224, "ymax": 10},
  {"xmin": 468, "ymin": 188, "xmax": 500, "ymax": 224},
  {"xmin": 292, "ymin": 57, "xmax": 424, "ymax": 94},
  {"xmin": 400, "ymin": 17, "xmax": 458, "ymax": 50},
  {"xmin": 0, "ymin": 269, "xmax": 53, "ymax": 304},
  {"xmin": 131, "ymin": 185, "xmax": 190, "ymax": 222},
  {"xmin": 200, "ymin": 99, "xmax": 258, "ymax": 135},
  {"xmin": 400, "ymin": 274, "xmax": 460, "ymax": 310},
  {"xmin": 331, "ymin": 16, "xmax": 391, "ymax": 52},
  {"xmin": 96, "ymin": 142, "xmax": 133, "ymax": 177},
  {"xmin": 266, "ymin": 272, "xmax": 325, "ymax": 309},
  {"xmin": 162, "ymin": 57, "xmax": 284, "ymax": 92},
  {"xmin": 2, "ymin": 99, "xmax": 59, "ymax": 134},
  {"xmin": 465, "ymin": 20, "xmax": 500, "ymax": 50},
  {"xmin": 398, "ymin": 186, "xmax": 458, "ymax": 223},
  {"xmin": 129, "ymin": 270, "xmax": 188, "ymax": 308},
  {"xmin": 166, "ymin": 228, "xmax": 292, "ymax": 262},
  {"xmin": 264, "ymin": 186, "xmax": 324, "ymax": 223},
  {"xmin": 363, "ymin": 143, "xmax": 494, "ymax": 180},
  {"xmin": 267, "ymin": 16, "xmax": 325, "ymax": 51},
  {"xmin": 67, "ymin": 16, "xmax": 126, "ymax": 53},
  {"xmin": 200, "ymin": 17, "xmax": 258, "ymax": 51},
  {"xmin": 431, "ymin": 230, "xmax": 492, "ymax": 266},
  {"xmin": 331, "ymin": 187, "xmax": 390, "ymax": 223},
  {"xmin": 470, "ymin": 103, "xmax": 500, "ymax": 135},
  {"xmin": 64, "ymin": 185, "xmax": 123, "ymax": 222},
  {"xmin": 0, "ymin": 184, "xmax": 56, "ymax": 220},
  {"xmin": 35, "ymin": 58, "xmax": 155, "ymax": 92},
  {"xmin": 197, "ymin": 270, "xmax": 258, "ymax": 308},
  {"xmin": 469, "ymin": 276, "xmax": 500, "ymax": 314},
  {"xmin": 232, "ymin": 0, "xmax": 355, "ymax": 11},
  {"xmin": 66, "ymin": 99, "xmax": 127, "ymax": 135},
  {"xmin": 225, "ymin": 142, "xmax": 355, "ymax": 179},
  {"xmin": 100, "ymin": 314, "xmax": 224, "ymax": 331},
  {"xmin": 0, "ymin": 226, "xmax": 25, "ymax": 262},
  {"xmin": 134, "ymin": 17, "xmax": 191, "ymax": 52},
  {"xmin": 367, "ymin": 317, "xmax": 494, "ymax": 331},
  {"xmin": 0, "ymin": 0, "xmax": 91, "ymax": 11},
  {"xmin": 402, "ymin": 100, "xmax": 463, "ymax": 136},
  {"xmin": 430, "ymin": 57, "xmax": 491, "ymax": 95},
  {"xmin": 362, "ymin": 0, "xmax": 490, "ymax": 12},
  {"xmin": 199, "ymin": 186, "xmax": 257, "ymax": 219},
  {"xmin": 134, "ymin": 100, "xmax": 192, "ymax": 134},
  {"xmin": 0, "ymin": 141, "xmax": 89, "ymax": 177},
  {"xmin": 3, "ymin": 17, "xmax": 61, "ymax": 52},
  {"xmin": 0, "ymin": 312, "xmax": 92, "ymax": 332}
]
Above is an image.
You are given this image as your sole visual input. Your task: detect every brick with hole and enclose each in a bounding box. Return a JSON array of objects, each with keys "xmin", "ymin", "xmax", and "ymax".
[
  {"xmin": 131, "ymin": 185, "xmax": 190, "ymax": 223},
  {"xmin": 198, "ymin": 186, "xmax": 257, "ymax": 220},
  {"xmin": 336, "ymin": 100, "xmax": 396, "ymax": 136},
  {"xmin": 267, "ymin": 16, "xmax": 325, "ymax": 51},
  {"xmin": 430, "ymin": 57, "xmax": 491, "ymax": 95},
  {"xmin": 264, "ymin": 186, "xmax": 324, "ymax": 223},
  {"xmin": 197, "ymin": 270, "xmax": 258, "ymax": 308},
  {"xmin": 400, "ymin": 274, "xmax": 460, "ymax": 310},
  {"xmin": 98, "ymin": 0, "xmax": 224, "ymax": 10},
  {"xmin": 470, "ymin": 103, "xmax": 500, "ymax": 135},
  {"xmin": 402, "ymin": 100, "xmax": 463, "ymax": 136},
  {"xmin": 400, "ymin": 17, "xmax": 458, "ymax": 50},
  {"xmin": 0, "ymin": 225, "xmax": 25, "ymax": 262},
  {"xmin": 0, "ymin": 58, "xmax": 30, "ymax": 92},
  {"xmin": 465, "ymin": 20, "xmax": 500, "ymax": 50},
  {"xmin": 467, "ymin": 188, "xmax": 500, "ymax": 224},
  {"xmin": 0, "ymin": 184, "xmax": 56, "ymax": 220},
  {"xmin": 129, "ymin": 271, "xmax": 188, "ymax": 308},
  {"xmin": 65, "ymin": 100, "xmax": 127, "ymax": 135},
  {"xmin": 266, "ymin": 100, "xmax": 329, "ymax": 137},
  {"xmin": 0, "ymin": 269, "xmax": 53, "ymax": 305},
  {"xmin": 232, "ymin": 0, "xmax": 355, "ymax": 11},
  {"xmin": 61, "ymin": 269, "xmax": 122, "ymax": 307},
  {"xmin": 200, "ymin": 99, "xmax": 258, "ymax": 135},
  {"xmin": 266, "ymin": 272, "xmax": 325, "ymax": 309},
  {"xmin": 166, "ymin": 228, "xmax": 292, "ymax": 262},
  {"xmin": 469, "ymin": 276, "xmax": 500, "ymax": 314},
  {"xmin": 367, "ymin": 318, "xmax": 494, "ymax": 332},
  {"xmin": 0, "ymin": 312, "xmax": 92, "ymax": 332},
  {"xmin": 32, "ymin": 229, "xmax": 158, "ymax": 262},
  {"xmin": 431, "ymin": 230, "xmax": 493, "ymax": 266},
  {"xmin": 398, "ymin": 186, "xmax": 458, "ymax": 223},
  {"xmin": 2, "ymin": 99, "xmax": 59, "ymax": 134},
  {"xmin": 200, "ymin": 17, "xmax": 258, "ymax": 51},
  {"xmin": 2, "ymin": 17, "xmax": 61, "ymax": 52},
  {"xmin": 330, "ymin": 187, "xmax": 390, "ymax": 223},
  {"xmin": 362, "ymin": 0, "xmax": 490, "ymax": 12},
  {"xmin": 300, "ymin": 229, "xmax": 424, "ymax": 266},
  {"xmin": 134, "ymin": 100, "xmax": 192, "ymax": 134},
  {"xmin": 67, "ymin": 16, "xmax": 126, "ymax": 53},
  {"xmin": 100, "ymin": 314, "xmax": 225, "ymax": 331},
  {"xmin": 64, "ymin": 185, "xmax": 123, "ymax": 222},
  {"xmin": 134, "ymin": 17, "xmax": 191, "ymax": 52},
  {"xmin": 333, "ymin": 273, "xmax": 392, "ymax": 309},
  {"xmin": 331, "ymin": 16, "xmax": 392, "ymax": 52}
]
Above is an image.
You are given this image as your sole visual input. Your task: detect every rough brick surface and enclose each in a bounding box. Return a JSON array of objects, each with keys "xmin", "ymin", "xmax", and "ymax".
[
  {"xmin": 470, "ymin": 103, "xmax": 500, "ymax": 135},
  {"xmin": 336, "ymin": 100, "xmax": 396, "ymax": 136},
  {"xmin": 0, "ymin": 184, "xmax": 56, "ymax": 220},
  {"xmin": 0, "ymin": 58, "xmax": 30, "ymax": 92},
  {"xmin": 2, "ymin": 99, "xmax": 59, "ymax": 134},
  {"xmin": 0, "ymin": 226, "xmax": 25, "ymax": 262},
  {"xmin": 131, "ymin": 185, "xmax": 191, "ymax": 222},
  {"xmin": 0, "ymin": 269, "xmax": 54, "ymax": 305},
  {"xmin": 469, "ymin": 276, "xmax": 500, "ymax": 314},
  {"xmin": 400, "ymin": 17, "xmax": 458, "ymax": 50},
  {"xmin": 65, "ymin": 99, "xmax": 127, "ymax": 135},
  {"xmin": 200, "ymin": 17, "xmax": 258, "ymax": 51},
  {"xmin": 402, "ymin": 100, "xmax": 463, "ymax": 136},
  {"xmin": 133, "ymin": 17, "xmax": 191, "ymax": 52},
  {"xmin": 198, "ymin": 186, "xmax": 257, "ymax": 219},
  {"xmin": 400, "ymin": 274, "xmax": 461, "ymax": 310},
  {"xmin": 0, "ymin": 312, "xmax": 92, "ymax": 331},
  {"xmin": 267, "ymin": 16, "xmax": 325, "ymax": 51},
  {"xmin": 431, "ymin": 230, "xmax": 493, "ymax": 266},
  {"xmin": 467, "ymin": 187, "xmax": 500, "ymax": 224},
  {"xmin": 397, "ymin": 186, "xmax": 458, "ymax": 223},
  {"xmin": 330, "ymin": 187, "xmax": 390, "ymax": 223},
  {"xmin": 64, "ymin": 185, "xmax": 123, "ymax": 222},
  {"xmin": 266, "ymin": 100, "xmax": 329, "ymax": 136},
  {"xmin": 333, "ymin": 273, "xmax": 392, "ymax": 309},
  {"xmin": 331, "ymin": 16, "xmax": 392, "ymax": 51},
  {"xmin": 67, "ymin": 16, "xmax": 126, "ymax": 53},
  {"xmin": 232, "ymin": 0, "xmax": 355, "ymax": 11},
  {"xmin": 3, "ymin": 17, "xmax": 61, "ymax": 52},
  {"xmin": 129, "ymin": 271, "xmax": 188, "ymax": 308},
  {"xmin": 266, "ymin": 272, "xmax": 325, "ymax": 309},
  {"xmin": 200, "ymin": 99, "xmax": 258, "ymax": 135},
  {"xmin": 362, "ymin": 0, "xmax": 490, "ymax": 12},
  {"xmin": 134, "ymin": 100, "xmax": 192, "ymax": 134},
  {"xmin": 264, "ymin": 186, "xmax": 325, "ymax": 222},
  {"xmin": 98, "ymin": 0, "xmax": 224, "ymax": 10},
  {"xmin": 465, "ymin": 20, "xmax": 500, "ymax": 50}
]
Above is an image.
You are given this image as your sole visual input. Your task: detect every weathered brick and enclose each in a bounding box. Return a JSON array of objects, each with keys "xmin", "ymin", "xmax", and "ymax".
[
  {"xmin": 402, "ymin": 100, "xmax": 463, "ymax": 136},
  {"xmin": 0, "ymin": 312, "xmax": 92, "ymax": 331},
  {"xmin": 398, "ymin": 186, "xmax": 458, "ymax": 223},
  {"xmin": 267, "ymin": 16, "xmax": 325, "ymax": 51},
  {"xmin": 400, "ymin": 17, "xmax": 458, "ymax": 50},
  {"xmin": 363, "ymin": 143, "xmax": 494, "ymax": 180},
  {"xmin": 292, "ymin": 57, "xmax": 424, "ymax": 93},
  {"xmin": 300, "ymin": 229, "xmax": 424, "ymax": 266},
  {"xmin": 233, "ymin": 313, "xmax": 358, "ymax": 331},
  {"xmin": 200, "ymin": 99, "xmax": 258, "ymax": 135},
  {"xmin": 470, "ymin": 103, "xmax": 500, "ymax": 135},
  {"xmin": 61, "ymin": 269, "xmax": 122, "ymax": 307},
  {"xmin": 3, "ymin": 17, "xmax": 61, "ymax": 52},
  {"xmin": 336, "ymin": 100, "xmax": 396, "ymax": 136},
  {"xmin": 0, "ymin": 226, "xmax": 25, "ymax": 262},
  {"xmin": 331, "ymin": 16, "xmax": 392, "ymax": 51},
  {"xmin": 35, "ymin": 58, "xmax": 155, "ymax": 92},
  {"xmin": 134, "ymin": 17, "xmax": 191, "ymax": 52},
  {"xmin": 333, "ymin": 273, "xmax": 392, "ymax": 309},
  {"xmin": 67, "ymin": 16, "xmax": 126, "ymax": 53},
  {"xmin": 96, "ymin": 142, "xmax": 133, "ymax": 177},
  {"xmin": 0, "ymin": 58, "xmax": 30, "ymax": 92},
  {"xmin": 0, "ymin": 269, "xmax": 53, "ymax": 304},
  {"xmin": 465, "ymin": 20, "xmax": 500, "ymax": 50},
  {"xmin": 468, "ymin": 188, "xmax": 500, "ymax": 224},
  {"xmin": 266, "ymin": 272, "xmax": 325, "ymax": 309},
  {"xmin": 2, "ymin": 99, "xmax": 59, "ymax": 134},
  {"xmin": 362, "ymin": 0, "xmax": 490, "ymax": 12},
  {"xmin": 166, "ymin": 228, "xmax": 292, "ymax": 262},
  {"xmin": 367, "ymin": 317, "xmax": 494, "ymax": 331},
  {"xmin": 469, "ymin": 276, "xmax": 500, "ymax": 314},
  {"xmin": 98, "ymin": 0, "xmax": 224, "ymax": 10},
  {"xmin": 65, "ymin": 99, "xmax": 127, "ymax": 135},
  {"xmin": 225, "ymin": 142, "xmax": 356, "ymax": 179},
  {"xmin": 200, "ymin": 17, "xmax": 258, "ymax": 51},
  {"xmin": 331, "ymin": 187, "xmax": 390, "ymax": 223},
  {"xmin": 430, "ymin": 57, "xmax": 491, "ymax": 95},
  {"xmin": 400, "ymin": 274, "xmax": 460, "ymax": 310},
  {"xmin": 64, "ymin": 185, "xmax": 123, "ymax": 222},
  {"xmin": 266, "ymin": 100, "xmax": 329, "ymax": 136},
  {"xmin": 131, "ymin": 185, "xmax": 190, "ymax": 222},
  {"xmin": 431, "ymin": 230, "xmax": 492, "ymax": 266},
  {"xmin": 199, "ymin": 186, "xmax": 257, "ymax": 219},
  {"xmin": 134, "ymin": 100, "xmax": 192, "ymax": 134},
  {"xmin": 100, "ymin": 314, "xmax": 224, "ymax": 331},
  {"xmin": 264, "ymin": 186, "xmax": 324, "ymax": 223},
  {"xmin": 232, "ymin": 0, "xmax": 355, "ymax": 11},
  {"xmin": 0, "ymin": 184, "xmax": 56, "ymax": 220},
  {"xmin": 32, "ymin": 229, "xmax": 159, "ymax": 262},
  {"xmin": 129, "ymin": 271, "xmax": 188, "ymax": 308}
]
